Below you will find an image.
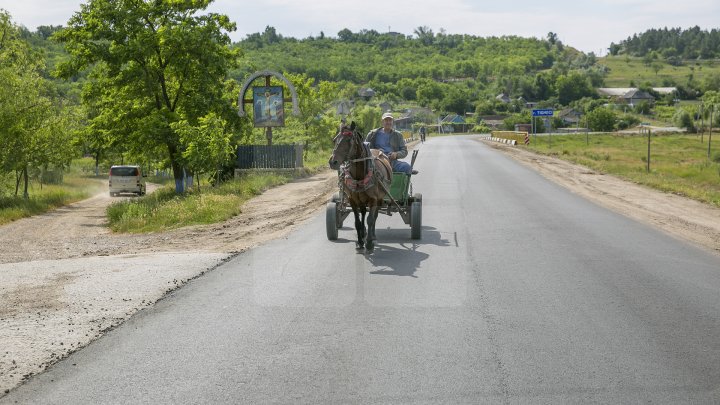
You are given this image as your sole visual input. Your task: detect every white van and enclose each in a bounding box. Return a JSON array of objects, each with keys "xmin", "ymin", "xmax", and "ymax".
[{"xmin": 109, "ymin": 165, "xmax": 146, "ymax": 196}]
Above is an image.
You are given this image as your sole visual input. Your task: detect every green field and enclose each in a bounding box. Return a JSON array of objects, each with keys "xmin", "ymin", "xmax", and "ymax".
[
  {"xmin": 525, "ymin": 132, "xmax": 720, "ymax": 207},
  {"xmin": 599, "ymin": 56, "xmax": 720, "ymax": 87}
]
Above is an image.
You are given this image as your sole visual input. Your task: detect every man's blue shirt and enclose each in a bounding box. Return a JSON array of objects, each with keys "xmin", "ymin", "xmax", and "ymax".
[{"xmin": 374, "ymin": 129, "xmax": 393, "ymax": 155}]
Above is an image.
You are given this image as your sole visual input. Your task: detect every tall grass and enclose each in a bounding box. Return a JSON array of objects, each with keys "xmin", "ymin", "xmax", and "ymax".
[
  {"xmin": 106, "ymin": 171, "xmax": 295, "ymax": 233},
  {"xmin": 526, "ymin": 133, "xmax": 720, "ymax": 207},
  {"xmin": 599, "ymin": 56, "xmax": 720, "ymax": 87}
]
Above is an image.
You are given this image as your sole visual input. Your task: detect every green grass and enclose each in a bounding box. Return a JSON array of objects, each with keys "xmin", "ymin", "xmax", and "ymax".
[
  {"xmin": 526, "ymin": 133, "xmax": 720, "ymax": 207},
  {"xmin": 599, "ymin": 56, "xmax": 720, "ymax": 87},
  {"xmin": 106, "ymin": 171, "xmax": 296, "ymax": 233},
  {"xmin": 105, "ymin": 148, "xmax": 337, "ymax": 233}
]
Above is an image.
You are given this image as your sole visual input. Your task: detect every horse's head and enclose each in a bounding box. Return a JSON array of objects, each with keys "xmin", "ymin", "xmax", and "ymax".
[{"xmin": 328, "ymin": 121, "xmax": 360, "ymax": 170}]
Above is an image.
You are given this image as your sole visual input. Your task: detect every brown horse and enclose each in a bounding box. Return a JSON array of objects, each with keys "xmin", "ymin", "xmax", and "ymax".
[{"xmin": 328, "ymin": 122, "xmax": 392, "ymax": 252}]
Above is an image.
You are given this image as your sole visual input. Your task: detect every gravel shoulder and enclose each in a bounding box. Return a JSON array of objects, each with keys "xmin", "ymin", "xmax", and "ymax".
[{"xmin": 2, "ymin": 137, "xmax": 719, "ymax": 395}]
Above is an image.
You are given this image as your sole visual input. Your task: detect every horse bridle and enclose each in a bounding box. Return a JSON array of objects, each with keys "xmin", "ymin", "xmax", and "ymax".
[{"xmin": 335, "ymin": 128, "xmax": 372, "ymax": 164}]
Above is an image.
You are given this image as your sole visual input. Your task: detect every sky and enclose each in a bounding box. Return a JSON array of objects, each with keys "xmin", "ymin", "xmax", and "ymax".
[{"xmin": 1, "ymin": 0, "xmax": 718, "ymax": 55}]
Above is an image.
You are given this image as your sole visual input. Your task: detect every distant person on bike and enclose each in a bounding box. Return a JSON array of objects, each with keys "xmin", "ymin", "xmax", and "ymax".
[
  {"xmin": 419, "ymin": 126, "xmax": 426, "ymax": 142},
  {"xmin": 366, "ymin": 112, "xmax": 416, "ymax": 175}
]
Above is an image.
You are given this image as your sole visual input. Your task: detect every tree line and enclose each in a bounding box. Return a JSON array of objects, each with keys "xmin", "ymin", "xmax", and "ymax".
[{"xmin": 609, "ymin": 26, "xmax": 720, "ymax": 60}]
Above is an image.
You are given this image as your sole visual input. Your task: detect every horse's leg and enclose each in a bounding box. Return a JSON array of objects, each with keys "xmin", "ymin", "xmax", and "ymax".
[
  {"xmin": 365, "ymin": 203, "xmax": 378, "ymax": 252},
  {"xmin": 352, "ymin": 205, "xmax": 365, "ymax": 250}
]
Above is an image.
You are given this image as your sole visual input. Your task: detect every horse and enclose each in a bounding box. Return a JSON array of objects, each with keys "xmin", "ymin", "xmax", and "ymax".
[{"xmin": 328, "ymin": 122, "xmax": 392, "ymax": 252}]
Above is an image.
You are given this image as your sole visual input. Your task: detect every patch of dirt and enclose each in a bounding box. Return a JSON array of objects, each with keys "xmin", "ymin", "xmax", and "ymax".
[{"xmin": 2, "ymin": 138, "xmax": 719, "ymax": 395}]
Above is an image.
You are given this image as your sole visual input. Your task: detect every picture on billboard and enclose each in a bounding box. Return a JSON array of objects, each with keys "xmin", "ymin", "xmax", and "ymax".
[{"xmin": 253, "ymin": 86, "xmax": 284, "ymax": 127}]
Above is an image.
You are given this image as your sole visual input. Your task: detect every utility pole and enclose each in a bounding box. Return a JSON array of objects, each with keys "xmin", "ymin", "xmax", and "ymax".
[
  {"xmin": 709, "ymin": 104, "xmax": 714, "ymax": 160},
  {"xmin": 700, "ymin": 102, "xmax": 704, "ymax": 143}
]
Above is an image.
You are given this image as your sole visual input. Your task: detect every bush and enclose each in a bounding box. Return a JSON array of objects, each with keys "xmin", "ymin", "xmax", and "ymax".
[
  {"xmin": 586, "ymin": 108, "xmax": 616, "ymax": 132},
  {"xmin": 674, "ymin": 109, "xmax": 696, "ymax": 132},
  {"xmin": 473, "ymin": 121, "xmax": 491, "ymax": 133},
  {"xmin": 616, "ymin": 114, "xmax": 640, "ymax": 130},
  {"xmin": 633, "ymin": 100, "xmax": 652, "ymax": 115}
]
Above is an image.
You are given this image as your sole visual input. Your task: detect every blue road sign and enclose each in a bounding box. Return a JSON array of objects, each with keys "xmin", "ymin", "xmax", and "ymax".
[{"xmin": 532, "ymin": 109, "xmax": 554, "ymax": 117}]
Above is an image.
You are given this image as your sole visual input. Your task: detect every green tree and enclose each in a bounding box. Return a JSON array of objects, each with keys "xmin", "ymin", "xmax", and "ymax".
[
  {"xmin": 267, "ymin": 73, "xmax": 340, "ymax": 151},
  {"xmin": 0, "ymin": 11, "xmax": 74, "ymax": 198},
  {"xmin": 54, "ymin": 0, "xmax": 239, "ymax": 193},
  {"xmin": 555, "ymin": 71, "xmax": 594, "ymax": 105},
  {"xmin": 173, "ymin": 113, "xmax": 233, "ymax": 189},
  {"xmin": 414, "ymin": 26, "xmax": 434, "ymax": 46},
  {"xmin": 586, "ymin": 107, "xmax": 616, "ymax": 132},
  {"xmin": 673, "ymin": 109, "xmax": 696, "ymax": 133}
]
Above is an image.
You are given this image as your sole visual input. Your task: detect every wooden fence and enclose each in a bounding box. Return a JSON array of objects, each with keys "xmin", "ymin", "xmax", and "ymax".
[{"xmin": 236, "ymin": 144, "xmax": 304, "ymax": 170}]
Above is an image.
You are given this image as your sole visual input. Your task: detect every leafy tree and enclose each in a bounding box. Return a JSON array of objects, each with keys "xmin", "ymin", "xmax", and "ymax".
[
  {"xmin": 633, "ymin": 100, "xmax": 652, "ymax": 115},
  {"xmin": 349, "ymin": 105, "xmax": 382, "ymax": 135},
  {"xmin": 266, "ymin": 73, "xmax": 340, "ymax": 151},
  {"xmin": 414, "ymin": 26, "xmax": 434, "ymax": 46},
  {"xmin": 53, "ymin": 0, "xmax": 239, "ymax": 193},
  {"xmin": 439, "ymin": 85, "xmax": 471, "ymax": 115},
  {"xmin": 547, "ymin": 32, "xmax": 558, "ymax": 45},
  {"xmin": 173, "ymin": 113, "xmax": 233, "ymax": 189},
  {"xmin": 555, "ymin": 71, "xmax": 594, "ymax": 105},
  {"xmin": 674, "ymin": 109, "xmax": 696, "ymax": 133},
  {"xmin": 502, "ymin": 112, "xmax": 532, "ymax": 131},
  {"xmin": 586, "ymin": 107, "xmax": 616, "ymax": 132},
  {"xmin": 651, "ymin": 61, "xmax": 664, "ymax": 76},
  {"xmin": 415, "ymin": 79, "xmax": 443, "ymax": 108},
  {"xmin": 0, "ymin": 11, "xmax": 74, "ymax": 198}
]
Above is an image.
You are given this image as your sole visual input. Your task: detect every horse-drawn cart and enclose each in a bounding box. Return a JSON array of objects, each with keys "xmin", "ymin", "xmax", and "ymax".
[{"xmin": 326, "ymin": 149, "xmax": 422, "ymax": 241}]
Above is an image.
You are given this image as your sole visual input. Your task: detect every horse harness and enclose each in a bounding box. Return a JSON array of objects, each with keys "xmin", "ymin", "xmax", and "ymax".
[{"xmin": 337, "ymin": 130, "xmax": 391, "ymax": 193}]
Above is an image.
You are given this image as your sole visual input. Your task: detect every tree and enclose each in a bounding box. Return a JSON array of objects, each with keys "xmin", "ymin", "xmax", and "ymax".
[
  {"xmin": 674, "ymin": 109, "xmax": 696, "ymax": 133},
  {"xmin": 586, "ymin": 107, "xmax": 616, "ymax": 132},
  {"xmin": 651, "ymin": 61, "xmax": 664, "ymax": 76},
  {"xmin": 0, "ymin": 11, "xmax": 74, "ymax": 198},
  {"xmin": 173, "ymin": 113, "xmax": 233, "ymax": 189},
  {"xmin": 414, "ymin": 26, "xmax": 434, "ymax": 46},
  {"xmin": 54, "ymin": 0, "xmax": 239, "ymax": 193},
  {"xmin": 265, "ymin": 73, "xmax": 340, "ymax": 151},
  {"xmin": 555, "ymin": 71, "xmax": 594, "ymax": 105},
  {"xmin": 547, "ymin": 32, "xmax": 558, "ymax": 45}
]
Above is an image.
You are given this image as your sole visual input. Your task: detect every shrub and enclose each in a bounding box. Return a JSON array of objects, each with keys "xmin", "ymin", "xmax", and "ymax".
[
  {"xmin": 587, "ymin": 108, "xmax": 616, "ymax": 132},
  {"xmin": 674, "ymin": 109, "xmax": 696, "ymax": 132}
]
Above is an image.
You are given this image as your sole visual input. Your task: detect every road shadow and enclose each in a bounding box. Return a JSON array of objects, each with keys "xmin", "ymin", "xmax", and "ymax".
[{"xmin": 362, "ymin": 226, "xmax": 450, "ymax": 278}]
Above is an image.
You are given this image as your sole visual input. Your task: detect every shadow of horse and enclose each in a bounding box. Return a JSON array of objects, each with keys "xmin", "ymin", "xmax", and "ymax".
[{"xmin": 363, "ymin": 226, "xmax": 451, "ymax": 278}]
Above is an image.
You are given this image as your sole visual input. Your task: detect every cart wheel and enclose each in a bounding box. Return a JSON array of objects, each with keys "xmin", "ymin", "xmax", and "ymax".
[
  {"xmin": 326, "ymin": 202, "xmax": 339, "ymax": 240},
  {"xmin": 410, "ymin": 201, "xmax": 422, "ymax": 239},
  {"xmin": 331, "ymin": 192, "xmax": 341, "ymax": 203}
]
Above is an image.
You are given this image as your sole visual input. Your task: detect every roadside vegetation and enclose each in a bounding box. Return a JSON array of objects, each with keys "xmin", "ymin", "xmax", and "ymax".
[
  {"xmin": 106, "ymin": 172, "xmax": 293, "ymax": 233},
  {"xmin": 525, "ymin": 133, "xmax": 720, "ymax": 207},
  {"xmin": 105, "ymin": 148, "xmax": 331, "ymax": 232}
]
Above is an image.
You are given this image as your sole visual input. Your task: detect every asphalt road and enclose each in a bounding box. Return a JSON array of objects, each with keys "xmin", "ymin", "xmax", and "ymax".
[{"xmin": 3, "ymin": 135, "xmax": 720, "ymax": 403}]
